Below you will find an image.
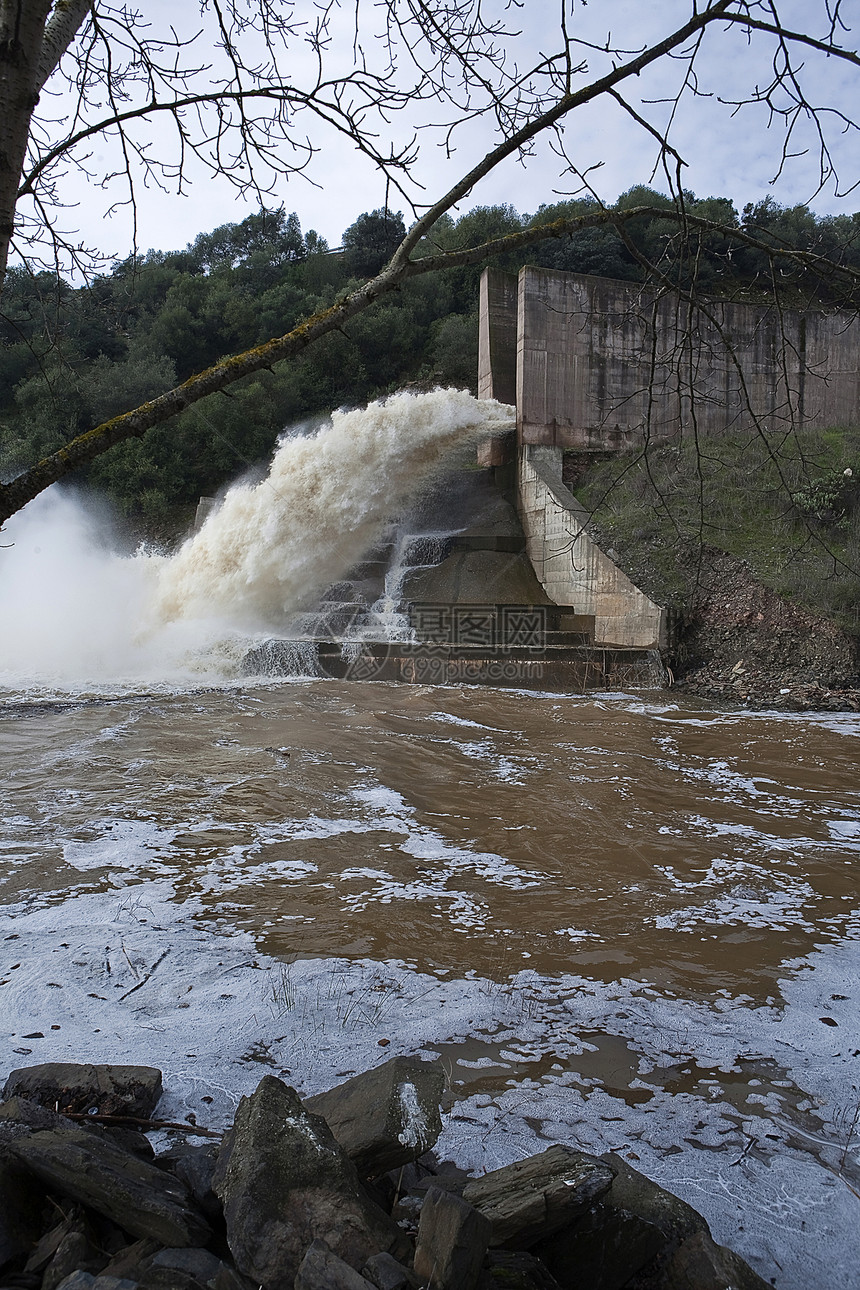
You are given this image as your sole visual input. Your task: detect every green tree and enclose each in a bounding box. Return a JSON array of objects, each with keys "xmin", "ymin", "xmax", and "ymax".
[{"xmin": 342, "ymin": 210, "xmax": 408, "ymax": 279}]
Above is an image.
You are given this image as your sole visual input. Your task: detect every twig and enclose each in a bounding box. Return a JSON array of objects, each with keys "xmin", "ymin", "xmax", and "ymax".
[
  {"xmin": 65, "ymin": 1111, "xmax": 221, "ymax": 1138},
  {"xmin": 119, "ymin": 948, "xmax": 170, "ymax": 1000}
]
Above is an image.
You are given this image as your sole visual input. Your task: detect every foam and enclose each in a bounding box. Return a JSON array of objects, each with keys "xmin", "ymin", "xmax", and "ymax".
[
  {"xmin": 0, "ymin": 390, "xmax": 513, "ymax": 689},
  {"xmin": 0, "ymin": 877, "xmax": 856, "ymax": 1288}
]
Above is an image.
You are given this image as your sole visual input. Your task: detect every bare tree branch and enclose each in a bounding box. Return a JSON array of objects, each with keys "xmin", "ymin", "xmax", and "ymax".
[
  {"xmin": 1, "ymin": 0, "xmax": 859, "ymax": 531},
  {"xmin": 34, "ymin": 0, "xmax": 92, "ymax": 94},
  {"xmin": 3, "ymin": 195, "xmax": 858, "ymax": 527}
]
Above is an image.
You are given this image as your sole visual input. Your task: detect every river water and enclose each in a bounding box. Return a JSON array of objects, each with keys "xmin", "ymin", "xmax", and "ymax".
[
  {"xmin": 1, "ymin": 391, "xmax": 858, "ymax": 1288},
  {"xmin": 1, "ymin": 678, "xmax": 858, "ymax": 1288}
]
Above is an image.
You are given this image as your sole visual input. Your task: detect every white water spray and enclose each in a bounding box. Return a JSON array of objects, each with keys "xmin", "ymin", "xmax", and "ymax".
[
  {"xmin": 0, "ymin": 390, "xmax": 513, "ymax": 688},
  {"xmin": 154, "ymin": 389, "xmax": 512, "ymax": 626}
]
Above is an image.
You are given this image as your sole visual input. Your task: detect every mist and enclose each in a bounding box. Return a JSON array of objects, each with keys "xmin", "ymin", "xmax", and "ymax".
[{"xmin": 0, "ymin": 390, "xmax": 513, "ymax": 690}]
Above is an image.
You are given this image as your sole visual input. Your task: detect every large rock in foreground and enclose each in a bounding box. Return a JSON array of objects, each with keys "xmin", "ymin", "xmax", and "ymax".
[
  {"xmin": 535, "ymin": 1153, "xmax": 770, "ymax": 1290},
  {"xmin": 413, "ymin": 1187, "xmax": 491, "ymax": 1290},
  {"xmin": 11, "ymin": 1128, "xmax": 210, "ymax": 1248},
  {"xmin": 462, "ymin": 1145, "xmax": 614, "ymax": 1248},
  {"xmin": 3, "ymin": 1063, "xmax": 163, "ymax": 1118},
  {"xmin": 213, "ymin": 1075, "xmax": 401, "ymax": 1290},
  {"xmin": 305, "ymin": 1056, "xmax": 445, "ymax": 1176}
]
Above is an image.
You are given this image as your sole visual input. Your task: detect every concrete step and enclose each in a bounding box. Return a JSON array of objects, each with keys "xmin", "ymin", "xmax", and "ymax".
[
  {"xmin": 403, "ymin": 603, "xmax": 595, "ymax": 647},
  {"xmin": 543, "ymin": 630, "xmax": 593, "ymax": 647},
  {"xmin": 551, "ymin": 611, "xmax": 596, "ymax": 636},
  {"xmin": 241, "ymin": 638, "xmax": 665, "ymax": 691},
  {"xmin": 292, "ymin": 603, "xmax": 372, "ymax": 636},
  {"xmin": 345, "ymin": 560, "xmax": 389, "ymax": 581},
  {"xmin": 450, "ymin": 535, "xmax": 523, "ymax": 553}
]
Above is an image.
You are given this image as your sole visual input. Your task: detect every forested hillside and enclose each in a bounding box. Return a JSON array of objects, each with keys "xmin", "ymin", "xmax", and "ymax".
[{"xmin": 1, "ymin": 189, "xmax": 858, "ymax": 534}]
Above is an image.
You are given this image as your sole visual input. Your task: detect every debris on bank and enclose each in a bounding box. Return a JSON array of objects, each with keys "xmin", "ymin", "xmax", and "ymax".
[
  {"xmin": 0, "ymin": 1059, "xmax": 771, "ymax": 1290},
  {"xmin": 671, "ymin": 548, "xmax": 860, "ymax": 711}
]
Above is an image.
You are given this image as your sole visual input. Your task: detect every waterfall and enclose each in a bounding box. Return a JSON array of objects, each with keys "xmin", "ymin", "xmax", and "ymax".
[
  {"xmin": 153, "ymin": 389, "xmax": 513, "ymax": 629},
  {"xmin": 0, "ymin": 389, "xmax": 513, "ymax": 686}
]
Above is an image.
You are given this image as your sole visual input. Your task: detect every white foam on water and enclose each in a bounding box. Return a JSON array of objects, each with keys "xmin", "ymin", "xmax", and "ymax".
[
  {"xmin": 0, "ymin": 389, "xmax": 513, "ymax": 689},
  {"xmin": 0, "ymin": 877, "xmax": 857, "ymax": 1289}
]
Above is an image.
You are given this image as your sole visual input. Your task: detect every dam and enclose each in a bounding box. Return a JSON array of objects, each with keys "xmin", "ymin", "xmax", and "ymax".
[{"xmin": 249, "ymin": 264, "xmax": 860, "ymax": 687}]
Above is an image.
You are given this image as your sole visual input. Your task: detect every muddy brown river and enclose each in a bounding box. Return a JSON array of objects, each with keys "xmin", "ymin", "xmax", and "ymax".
[{"xmin": 1, "ymin": 677, "xmax": 858, "ymax": 1289}]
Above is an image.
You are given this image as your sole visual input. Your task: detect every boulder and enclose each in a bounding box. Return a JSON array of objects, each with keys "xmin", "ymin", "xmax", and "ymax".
[
  {"xmin": 534, "ymin": 1154, "xmax": 762, "ymax": 1290},
  {"xmin": 462, "ymin": 1146, "xmax": 614, "ymax": 1249},
  {"xmin": 305, "ymin": 1057, "xmax": 445, "ymax": 1176},
  {"xmin": 212, "ymin": 1075, "xmax": 402, "ymax": 1290},
  {"xmin": 37, "ymin": 1212, "xmax": 107, "ymax": 1290},
  {"xmin": 155, "ymin": 1143, "xmax": 221, "ymax": 1223},
  {"xmin": 0, "ymin": 1094, "xmax": 152, "ymax": 1157},
  {"xmin": 295, "ymin": 1239, "xmax": 377, "ymax": 1289},
  {"xmin": 11, "ymin": 1127, "xmax": 210, "ymax": 1247},
  {"xmin": 0, "ymin": 1154, "xmax": 46, "ymax": 1270},
  {"xmin": 481, "ymin": 1249, "xmax": 563, "ymax": 1289},
  {"xmin": 137, "ymin": 1245, "xmax": 224, "ymax": 1290},
  {"xmin": 99, "ymin": 1239, "xmax": 160, "ymax": 1283},
  {"xmin": 362, "ymin": 1250, "xmax": 416, "ymax": 1289},
  {"xmin": 0, "ymin": 1094, "xmax": 76, "ymax": 1131},
  {"xmin": 3, "ymin": 1063, "xmax": 162, "ymax": 1118},
  {"xmin": 212, "ymin": 1263, "xmax": 258, "ymax": 1290},
  {"xmin": 634, "ymin": 1228, "xmax": 772, "ymax": 1290},
  {"xmin": 413, "ymin": 1187, "xmax": 491, "ymax": 1290}
]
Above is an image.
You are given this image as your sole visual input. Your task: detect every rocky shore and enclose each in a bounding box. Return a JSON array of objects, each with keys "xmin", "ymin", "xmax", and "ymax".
[
  {"xmin": 670, "ymin": 549, "xmax": 860, "ymax": 711},
  {"xmin": 0, "ymin": 1059, "xmax": 772, "ymax": 1290}
]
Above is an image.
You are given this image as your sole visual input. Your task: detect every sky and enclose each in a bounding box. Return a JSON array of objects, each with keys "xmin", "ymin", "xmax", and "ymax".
[{"xmin": 26, "ymin": 0, "xmax": 860, "ymax": 268}]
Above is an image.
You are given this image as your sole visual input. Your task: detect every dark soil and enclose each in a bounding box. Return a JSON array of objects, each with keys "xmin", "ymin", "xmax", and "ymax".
[{"xmin": 669, "ymin": 548, "xmax": 860, "ymax": 711}]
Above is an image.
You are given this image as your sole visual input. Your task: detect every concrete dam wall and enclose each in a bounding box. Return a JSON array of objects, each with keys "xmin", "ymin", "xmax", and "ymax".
[
  {"xmin": 480, "ymin": 266, "xmax": 860, "ymax": 452},
  {"xmin": 479, "ymin": 266, "xmax": 860, "ymax": 650}
]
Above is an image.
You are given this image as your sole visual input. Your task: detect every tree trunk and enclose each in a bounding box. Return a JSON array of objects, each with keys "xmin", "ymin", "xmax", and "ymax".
[{"xmin": 0, "ymin": 1, "xmax": 51, "ymax": 288}]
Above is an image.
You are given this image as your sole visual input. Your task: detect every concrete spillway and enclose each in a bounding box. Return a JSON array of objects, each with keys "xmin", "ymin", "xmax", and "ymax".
[{"xmin": 240, "ymin": 463, "xmax": 665, "ymax": 691}]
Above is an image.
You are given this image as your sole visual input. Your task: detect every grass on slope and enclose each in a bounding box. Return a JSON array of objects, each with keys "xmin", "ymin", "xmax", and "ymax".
[{"xmin": 575, "ymin": 425, "xmax": 860, "ymax": 632}]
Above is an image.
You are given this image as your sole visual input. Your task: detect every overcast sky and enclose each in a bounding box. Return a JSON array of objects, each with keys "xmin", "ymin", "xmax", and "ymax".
[{"xmin": 34, "ymin": 0, "xmax": 860, "ymax": 264}]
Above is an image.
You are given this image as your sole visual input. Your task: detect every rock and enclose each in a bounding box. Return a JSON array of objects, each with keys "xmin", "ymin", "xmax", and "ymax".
[
  {"xmin": 3, "ymin": 1064, "xmax": 162, "ymax": 1118},
  {"xmin": 461, "ymin": 1145, "xmax": 614, "ymax": 1248},
  {"xmin": 0, "ymin": 1095, "xmax": 76, "ymax": 1131},
  {"xmin": 362, "ymin": 1250, "xmax": 416, "ymax": 1289},
  {"xmin": 597, "ymin": 1153, "xmax": 712, "ymax": 1243},
  {"xmin": 212, "ymin": 1264, "xmax": 258, "ymax": 1290},
  {"xmin": 406, "ymin": 1171, "xmax": 467, "ymax": 1199},
  {"xmin": 39, "ymin": 1212, "xmax": 106, "ymax": 1290},
  {"xmin": 481, "ymin": 1249, "xmax": 563, "ymax": 1289},
  {"xmin": 11, "ymin": 1127, "xmax": 210, "ymax": 1247},
  {"xmin": 99, "ymin": 1239, "xmax": 160, "ymax": 1282},
  {"xmin": 294, "ymin": 1239, "xmax": 377, "ymax": 1289},
  {"xmin": 633, "ymin": 1229, "xmax": 772, "ymax": 1289},
  {"xmin": 212, "ymin": 1075, "xmax": 401, "ymax": 1290},
  {"xmin": 211, "ymin": 1264, "xmax": 258, "ymax": 1290},
  {"xmin": 390, "ymin": 1191, "xmax": 425, "ymax": 1226},
  {"xmin": 305, "ymin": 1057, "xmax": 445, "ymax": 1176},
  {"xmin": 0, "ymin": 1154, "xmax": 45, "ymax": 1270},
  {"xmin": 54, "ymin": 1275, "xmax": 139, "ymax": 1290},
  {"xmin": 534, "ymin": 1152, "xmax": 710, "ymax": 1290},
  {"xmin": 0, "ymin": 1095, "xmax": 152, "ymax": 1158},
  {"xmin": 413, "ymin": 1186, "xmax": 491, "ymax": 1290},
  {"xmin": 25, "ymin": 1216, "xmax": 71, "ymax": 1275},
  {"xmin": 538, "ymin": 1205, "xmax": 663, "ymax": 1290},
  {"xmin": 155, "ymin": 1143, "xmax": 221, "ymax": 1223},
  {"xmin": 0, "ymin": 1115, "xmax": 32, "ymax": 1148},
  {"xmin": 103, "ymin": 1128, "xmax": 156, "ymax": 1160},
  {"xmin": 137, "ymin": 1245, "xmax": 224, "ymax": 1290}
]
